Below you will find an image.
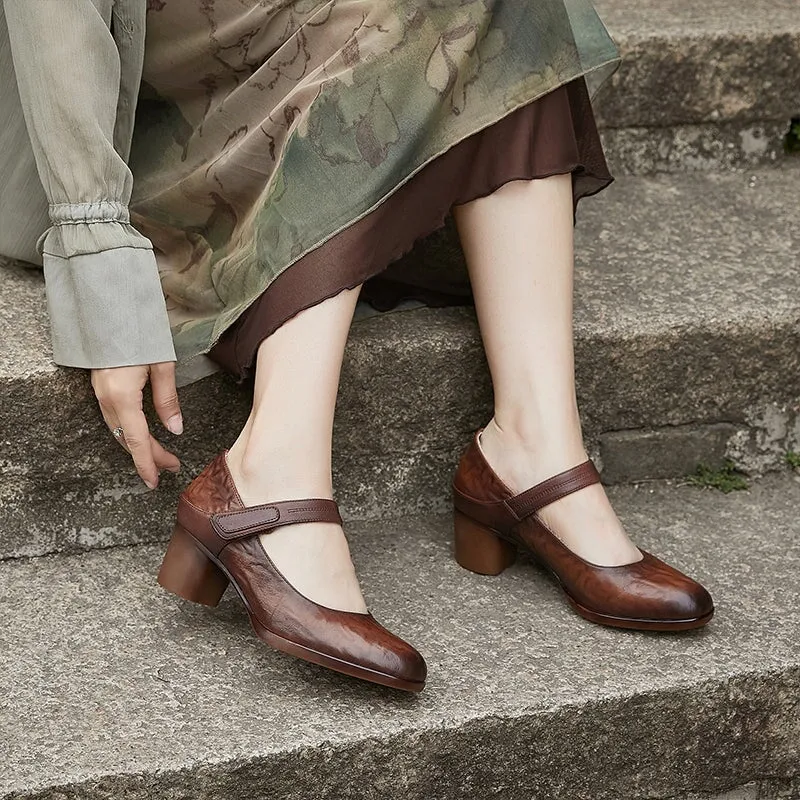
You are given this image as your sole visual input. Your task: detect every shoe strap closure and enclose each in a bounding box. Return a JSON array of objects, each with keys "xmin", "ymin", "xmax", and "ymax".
[
  {"xmin": 211, "ymin": 499, "xmax": 342, "ymax": 540},
  {"xmin": 506, "ymin": 461, "xmax": 601, "ymax": 521}
]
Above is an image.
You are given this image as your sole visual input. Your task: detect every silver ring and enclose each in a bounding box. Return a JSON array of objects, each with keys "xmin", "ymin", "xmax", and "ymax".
[{"xmin": 112, "ymin": 427, "xmax": 125, "ymax": 440}]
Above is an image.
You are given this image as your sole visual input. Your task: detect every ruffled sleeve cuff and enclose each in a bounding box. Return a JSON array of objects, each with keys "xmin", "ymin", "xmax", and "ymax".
[
  {"xmin": 38, "ymin": 201, "xmax": 153, "ymax": 257},
  {"xmin": 40, "ymin": 202, "xmax": 176, "ymax": 369}
]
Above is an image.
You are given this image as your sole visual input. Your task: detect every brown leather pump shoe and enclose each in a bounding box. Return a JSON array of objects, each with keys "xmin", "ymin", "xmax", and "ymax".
[
  {"xmin": 452, "ymin": 432, "xmax": 714, "ymax": 631},
  {"xmin": 158, "ymin": 453, "xmax": 427, "ymax": 692}
]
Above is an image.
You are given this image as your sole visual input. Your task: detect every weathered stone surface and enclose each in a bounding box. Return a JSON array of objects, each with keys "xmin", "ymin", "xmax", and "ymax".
[
  {"xmin": 601, "ymin": 121, "xmax": 791, "ymax": 175},
  {"xmin": 599, "ymin": 423, "xmax": 741, "ymax": 484},
  {"xmin": 1, "ymin": 474, "xmax": 799, "ymax": 799},
  {"xmin": 593, "ymin": 0, "xmax": 800, "ymax": 128},
  {"xmin": 702, "ymin": 781, "xmax": 800, "ymax": 800},
  {"xmin": 2, "ymin": 164, "xmax": 799, "ymax": 558},
  {"xmin": 728, "ymin": 403, "xmax": 800, "ymax": 477}
]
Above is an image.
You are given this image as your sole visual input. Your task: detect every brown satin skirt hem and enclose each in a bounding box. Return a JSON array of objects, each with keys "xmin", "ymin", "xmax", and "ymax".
[{"xmin": 209, "ymin": 77, "xmax": 612, "ymax": 381}]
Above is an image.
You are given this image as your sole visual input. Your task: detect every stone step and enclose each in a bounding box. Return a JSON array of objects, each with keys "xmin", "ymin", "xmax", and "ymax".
[
  {"xmin": 1, "ymin": 474, "xmax": 798, "ymax": 799},
  {"xmin": 593, "ymin": 0, "xmax": 800, "ymax": 172},
  {"xmin": 2, "ymin": 163, "xmax": 799, "ymax": 559}
]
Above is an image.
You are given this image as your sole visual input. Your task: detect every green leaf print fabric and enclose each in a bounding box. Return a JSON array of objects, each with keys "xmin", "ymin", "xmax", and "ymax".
[{"xmin": 129, "ymin": 0, "xmax": 619, "ymax": 362}]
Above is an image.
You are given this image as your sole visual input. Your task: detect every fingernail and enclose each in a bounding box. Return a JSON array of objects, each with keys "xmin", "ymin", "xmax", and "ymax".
[
  {"xmin": 168, "ymin": 465, "xmax": 181, "ymax": 474},
  {"xmin": 145, "ymin": 479, "xmax": 157, "ymax": 490},
  {"xmin": 166, "ymin": 414, "xmax": 184, "ymax": 435}
]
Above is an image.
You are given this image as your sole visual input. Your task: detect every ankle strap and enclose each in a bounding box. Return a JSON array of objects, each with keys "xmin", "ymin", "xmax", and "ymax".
[
  {"xmin": 211, "ymin": 499, "xmax": 342, "ymax": 541},
  {"xmin": 506, "ymin": 461, "xmax": 601, "ymax": 520}
]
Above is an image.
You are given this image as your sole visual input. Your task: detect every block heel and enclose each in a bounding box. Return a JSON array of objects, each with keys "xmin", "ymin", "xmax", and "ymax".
[
  {"xmin": 157, "ymin": 525, "xmax": 230, "ymax": 607},
  {"xmin": 453, "ymin": 510, "xmax": 517, "ymax": 575}
]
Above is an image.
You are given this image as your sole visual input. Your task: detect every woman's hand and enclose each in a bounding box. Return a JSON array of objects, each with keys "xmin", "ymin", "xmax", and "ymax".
[{"xmin": 91, "ymin": 362, "xmax": 183, "ymax": 489}]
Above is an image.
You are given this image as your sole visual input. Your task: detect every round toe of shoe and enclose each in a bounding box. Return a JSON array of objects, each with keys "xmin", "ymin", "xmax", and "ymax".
[
  {"xmin": 665, "ymin": 580, "xmax": 714, "ymax": 624},
  {"xmin": 368, "ymin": 633, "xmax": 427, "ymax": 690},
  {"xmin": 396, "ymin": 642, "xmax": 428, "ymax": 687},
  {"xmin": 634, "ymin": 570, "xmax": 714, "ymax": 630},
  {"xmin": 353, "ymin": 615, "xmax": 427, "ymax": 691},
  {"xmin": 577, "ymin": 554, "xmax": 716, "ymax": 631}
]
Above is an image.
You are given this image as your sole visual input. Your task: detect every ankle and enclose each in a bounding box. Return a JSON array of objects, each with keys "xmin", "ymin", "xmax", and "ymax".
[
  {"xmin": 478, "ymin": 417, "xmax": 588, "ymax": 493},
  {"xmin": 226, "ymin": 438, "xmax": 333, "ymax": 505},
  {"xmin": 490, "ymin": 403, "xmax": 583, "ymax": 448},
  {"xmin": 483, "ymin": 416, "xmax": 586, "ymax": 461}
]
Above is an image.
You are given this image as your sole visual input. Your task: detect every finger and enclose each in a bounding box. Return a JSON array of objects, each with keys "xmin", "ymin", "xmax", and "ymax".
[
  {"xmin": 150, "ymin": 362, "xmax": 183, "ymax": 435},
  {"xmin": 96, "ymin": 399, "xmax": 117, "ymax": 433},
  {"xmin": 116, "ymin": 403, "xmax": 159, "ymax": 489},
  {"xmin": 97, "ymin": 400, "xmax": 131, "ymax": 454},
  {"xmin": 150, "ymin": 435, "xmax": 181, "ymax": 473}
]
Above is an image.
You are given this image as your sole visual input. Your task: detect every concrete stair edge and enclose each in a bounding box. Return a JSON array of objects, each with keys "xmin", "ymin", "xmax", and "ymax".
[{"xmin": 593, "ymin": 0, "xmax": 800, "ymax": 130}]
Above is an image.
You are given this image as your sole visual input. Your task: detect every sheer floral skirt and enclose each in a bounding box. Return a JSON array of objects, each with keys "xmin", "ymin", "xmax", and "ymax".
[
  {"xmin": 208, "ymin": 77, "xmax": 612, "ymax": 379},
  {"xmin": 129, "ymin": 1, "xmax": 620, "ymax": 371}
]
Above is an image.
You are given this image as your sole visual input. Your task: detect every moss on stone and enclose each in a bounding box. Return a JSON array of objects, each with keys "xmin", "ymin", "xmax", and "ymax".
[
  {"xmin": 785, "ymin": 451, "xmax": 800, "ymax": 470},
  {"xmin": 687, "ymin": 460, "xmax": 749, "ymax": 493}
]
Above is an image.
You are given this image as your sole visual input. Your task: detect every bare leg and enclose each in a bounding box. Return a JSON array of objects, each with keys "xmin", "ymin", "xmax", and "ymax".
[
  {"xmin": 453, "ymin": 175, "xmax": 641, "ymax": 566},
  {"xmin": 225, "ymin": 287, "xmax": 368, "ymax": 612}
]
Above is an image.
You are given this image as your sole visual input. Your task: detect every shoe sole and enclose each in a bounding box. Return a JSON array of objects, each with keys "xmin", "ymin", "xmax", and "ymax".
[{"xmin": 565, "ymin": 594, "xmax": 715, "ymax": 631}]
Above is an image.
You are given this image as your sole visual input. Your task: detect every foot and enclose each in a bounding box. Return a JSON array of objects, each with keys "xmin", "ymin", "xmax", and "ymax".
[
  {"xmin": 224, "ymin": 451, "xmax": 368, "ymax": 614},
  {"xmin": 477, "ymin": 419, "xmax": 642, "ymax": 567}
]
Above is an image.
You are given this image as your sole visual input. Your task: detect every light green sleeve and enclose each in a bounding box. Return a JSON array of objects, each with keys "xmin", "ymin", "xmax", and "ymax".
[{"xmin": 2, "ymin": 0, "xmax": 175, "ymax": 368}]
